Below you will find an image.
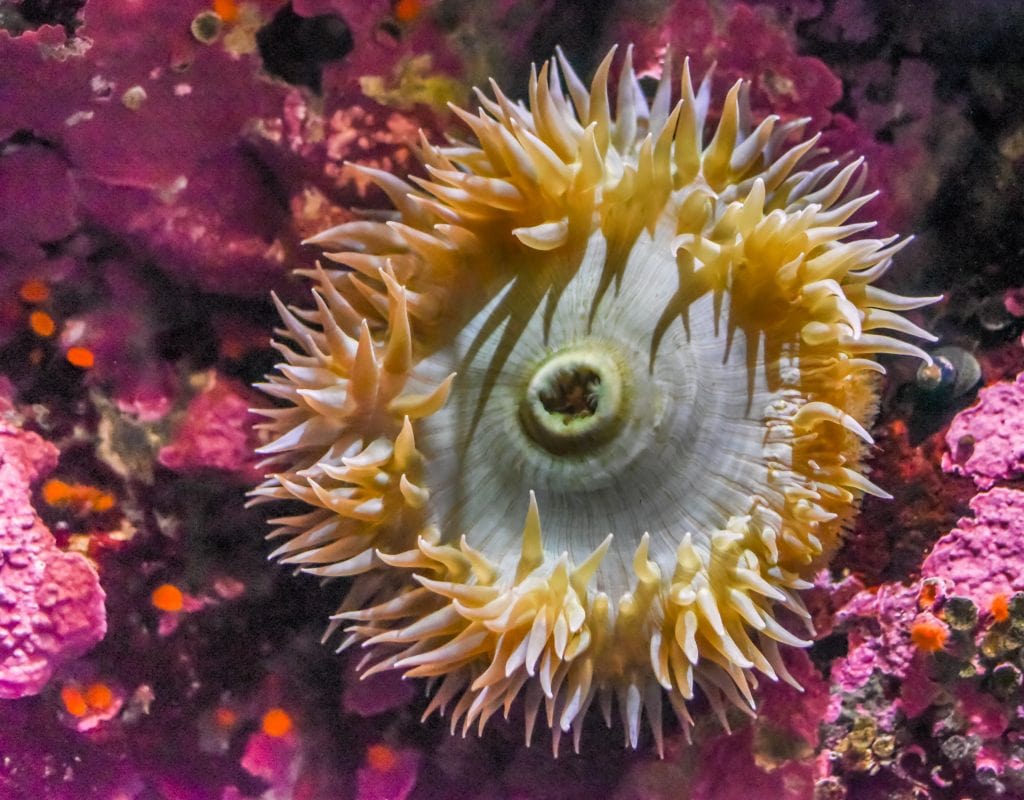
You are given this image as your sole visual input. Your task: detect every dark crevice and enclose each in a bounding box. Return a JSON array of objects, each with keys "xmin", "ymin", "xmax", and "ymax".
[
  {"xmin": 256, "ymin": 3, "xmax": 353, "ymax": 94},
  {"xmin": 0, "ymin": 0, "xmax": 85, "ymax": 35}
]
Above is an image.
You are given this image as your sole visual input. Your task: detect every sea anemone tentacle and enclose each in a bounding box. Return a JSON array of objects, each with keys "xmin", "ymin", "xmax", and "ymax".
[{"xmin": 252, "ymin": 45, "xmax": 939, "ymax": 754}]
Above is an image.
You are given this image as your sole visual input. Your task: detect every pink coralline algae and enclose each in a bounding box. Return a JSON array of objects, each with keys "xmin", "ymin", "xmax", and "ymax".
[
  {"xmin": 0, "ymin": 1, "xmax": 384, "ymax": 297},
  {"xmin": 827, "ymin": 483, "xmax": 1024, "ymax": 684},
  {"xmin": 943, "ymin": 371, "xmax": 1024, "ymax": 489},
  {"xmin": 829, "ymin": 487, "xmax": 1024, "ymax": 715},
  {"xmin": 921, "ymin": 487, "xmax": 1024, "ymax": 603},
  {"xmin": 0, "ymin": 145, "xmax": 76, "ymax": 265},
  {"xmin": 0, "ymin": 143, "xmax": 80, "ymax": 345},
  {"xmin": 613, "ymin": 0, "xmax": 920, "ymax": 238},
  {"xmin": 158, "ymin": 373, "xmax": 263, "ymax": 482},
  {"xmin": 618, "ymin": 0, "xmax": 843, "ymax": 127},
  {"xmin": 0, "ymin": 388, "xmax": 106, "ymax": 699},
  {"xmin": 830, "ymin": 581, "xmax": 923, "ymax": 700},
  {"xmin": 0, "ymin": 6, "xmax": 292, "ymax": 296}
]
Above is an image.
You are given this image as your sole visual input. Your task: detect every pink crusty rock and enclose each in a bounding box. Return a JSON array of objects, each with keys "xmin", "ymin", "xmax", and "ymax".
[
  {"xmin": 829, "ymin": 581, "xmax": 921, "ymax": 698},
  {"xmin": 942, "ymin": 371, "xmax": 1024, "ymax": 489},
  {"xmin": 0, "ymin": 389, "xmax": 107, "ymax": 699},
  {"xmin": 157, "ymin": 374, "xmax": 262, "ymax": 483},
  {"xmin": 825, "ymin": 487, "xmax": 1024, "ymax": 722},
  {"xmin": 921, "ymin": 486, "xmax": 1024, "ymax": 603}
]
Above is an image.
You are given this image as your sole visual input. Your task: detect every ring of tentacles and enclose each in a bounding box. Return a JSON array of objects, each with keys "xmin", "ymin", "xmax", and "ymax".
[{"xmin": 251, "ymin": 46, "xmax": 937, "ymax": 754}]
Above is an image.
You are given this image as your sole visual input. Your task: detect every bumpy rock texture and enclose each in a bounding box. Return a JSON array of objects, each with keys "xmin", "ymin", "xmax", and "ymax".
[
  {"xmin": 158, "ymin": 374, "xmax": 262, "ymax": 481},
  {"xmin": 0, "ymin": 390, "xmax": 106, "ymax": 698},
  {"xmin": 943, "ymin": 372, "xmax": 1024, "ymax": 488},
  {"xmin": 922, "ymin": 487, "xmax": 1024, "ymax": 601}
]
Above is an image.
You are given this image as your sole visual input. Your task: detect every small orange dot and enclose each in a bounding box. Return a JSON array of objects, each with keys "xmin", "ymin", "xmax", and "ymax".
[
  {"xmin": 19, "ymin": 279, "xmax": 50, "ymax": 304},
  {"xmin": 393, "ymin": 0, "xmax": 421, "ymax": 22},
  {"xmin": 61, "ymin": 685, "xmax": 88, "ymax": 717},
  {"xmin": 42, "ymin": 478, "xmax": 72, "ymax": 507},
  {"xmin": 261, "ymin": 707, "xmax": 293, "ymax": 737},
  {"xmin": 85, "ymin": 682, "xmax": 114, "ymax": 711},
  {"xmin": 910, "ymin": 618, "xmax": 949, "ymax": 653},
  {"xmin": 212, "ymin": 0, "xmax": 239, "ymax": 23},
  {"xmin": 29, "ymin": 310, "xmax": 56, "ymax": 337},
  {"xmin": 991, "ymin": 593, "xmax": 1011, "ymax": 623},
  {"xmin": 151, "ymin": 583, "xmax": 184, "ymax": 613},
  {"xmin": 66, "ymin": 346, "xmax": 95, "ymax": 369},
  {"xmin": 214, "ymin": 706, "xmax": 238, "ymax": 729},
  {"xmin": 366, "ymin": 743, "xmax": 398, "ymax": 772}
]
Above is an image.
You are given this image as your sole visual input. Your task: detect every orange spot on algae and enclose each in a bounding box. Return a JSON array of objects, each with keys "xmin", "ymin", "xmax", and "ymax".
[
  {"xmin": 261, "ymin": 707, "xmax": 293, "ymax": 737},
  {"xmin": 19, "ymin": 279, "xmax": 50, "ymax": 304},
  {"xmin": 918, "ymin": 581, "xmax": 939, "ymax": 609},
  {"xmin": 991, "ymin": 593, "xmax": 1011, "ymax": 623},
  {"xmin": 29, "ymin": 310, "xmax": 56, "ymax": 337},
  {"xmin": 66, "ymin": 346, "xmax": 95, "ymax": 369},
  {"xmin": 61, "ymin": 685, "xmax": 88, "ymax": 717},
  {"xmin": 151, "ymin": 583, "xmax": 185, "ymax": 613},
  {"xmin": 214, "ymin": 706, "xmax": 238, "ymax": 729},
  {"xmin": 213, "ymin": 0, "xmax": 239, "ymax": 23},
  {"xmin": 42, "ymin": 479, "xmax": 116, "ymax": 514},
  {"xmin": 366, "ymin": 743, "xmax": 398, "ymax": 772},
  {"xmin": 85, "ymin": 682, "xmax": 114, "ymax": 711},
  {"xmin": 393, "ymin": 0, "xmax": 421, "ymax": 22},
  {"xmin": 910, "ymin": 617, "xmax": 949, "ymax": 653}
]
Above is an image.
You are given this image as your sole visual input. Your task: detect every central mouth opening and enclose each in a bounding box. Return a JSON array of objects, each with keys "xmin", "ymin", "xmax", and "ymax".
[
  {"xmin": 520, "ymin": 346, "xmax": 627, "ymax": 455},
  {"xmin": 538, "ymin": 366, "xmax": 602, "ymax": 423}
]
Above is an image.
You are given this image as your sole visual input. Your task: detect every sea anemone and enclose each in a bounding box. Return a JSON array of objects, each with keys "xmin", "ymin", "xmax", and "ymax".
[{"xmin": 252, "ymin": 46, "xmax": 938, "ymax": 754}]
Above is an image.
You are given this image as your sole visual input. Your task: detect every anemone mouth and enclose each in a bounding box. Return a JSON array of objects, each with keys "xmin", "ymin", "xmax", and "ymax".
[
  {"xmin": 251, "ymin": 44, "xmax": 940, "ymax": 754},
  {"xmin": 521, "ymin": 345, "xmax": 626, "ymax": 454}
]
